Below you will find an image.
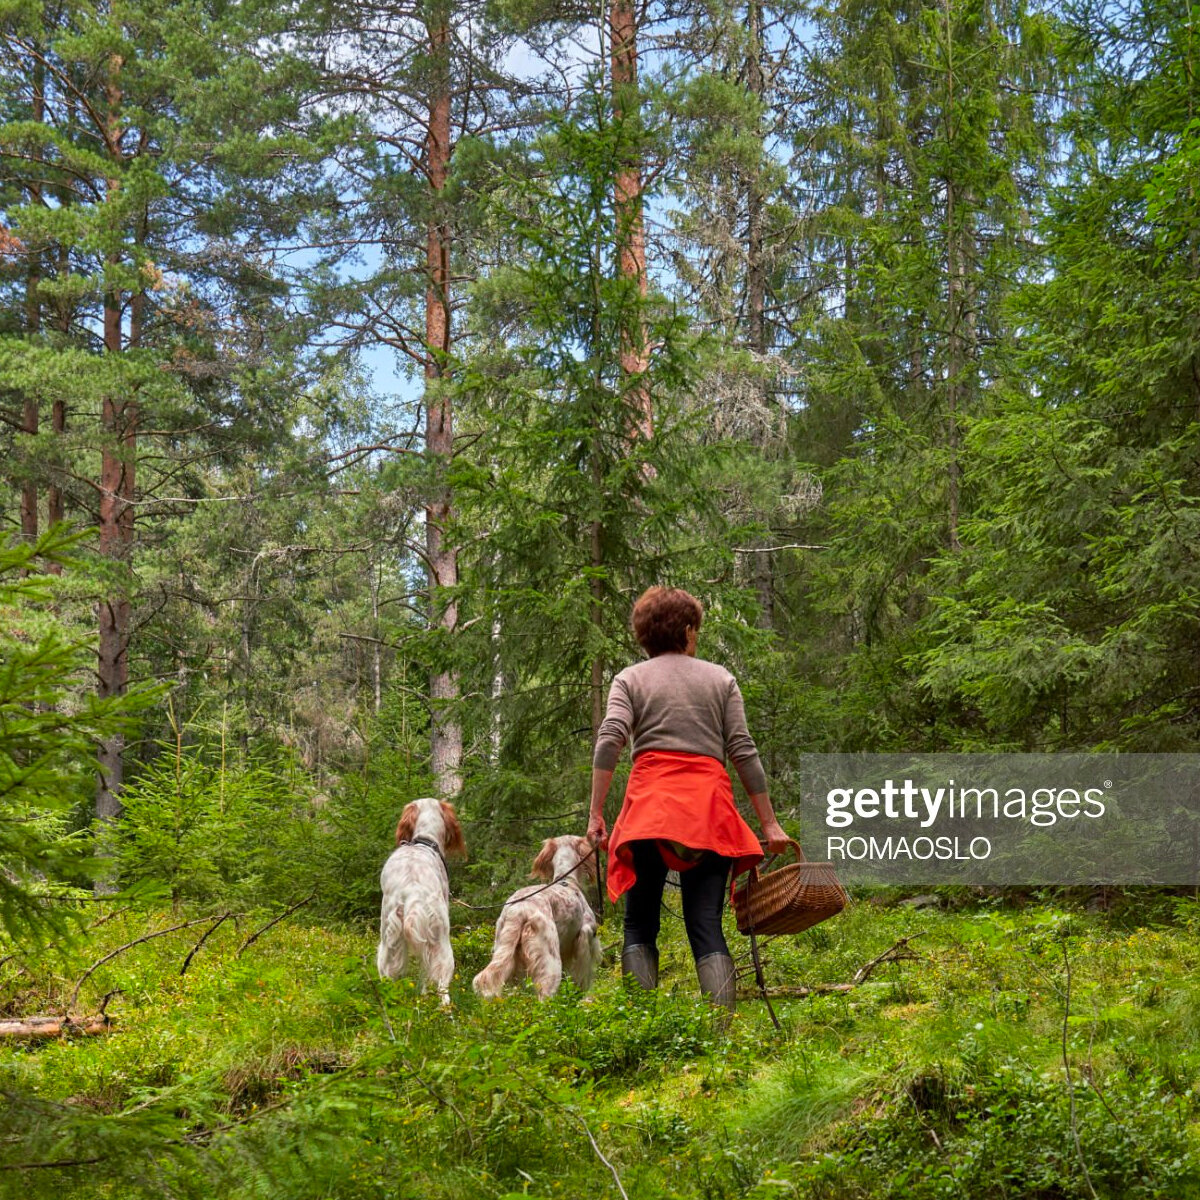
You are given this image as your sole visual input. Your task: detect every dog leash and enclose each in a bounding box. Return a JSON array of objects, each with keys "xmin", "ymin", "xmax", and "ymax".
[
  {"xmin": 594, "ymin": 841, "xmax": 606, "ymax": 925},
  {"xmin": 451, "ymin": 843, "xmax": 600, "ymax": 914}
]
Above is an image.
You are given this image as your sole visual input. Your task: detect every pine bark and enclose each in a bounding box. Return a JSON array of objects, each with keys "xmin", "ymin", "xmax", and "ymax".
[
  {"xmin": 20, "ymin": 56, "xmax": 44, "ymax": 546},
  {"xmin": 47, "ymin": 96, "xmax": 71, "ymax": 552},
  {"xmin": 0, "ymin": 1016, "xmax": 113, "ymax": 1040},
  {"xmin": 610, "ymin": 0, "xmax": 652, "ymax": 441},
  {"xmin": 424, "ymin": 10, "xmax": 461, "ymax": 798},
  {"xmin": 745, "ymin": 0, "xmax": 766, "ymax": 361},
  {"xmin": 943, "ymin": 0, "xmax": 962, "ymax": 552},
  {"xmin": 96, "ymin": 55, "xmax": 131, "ymax": 831},
  {"xmin": 21, "ymin": 276, "xmax": 39, "ymax": 544},
  {"xmin": 745, "ymin": 0, "xmax": 774, "ymax": 629},
  {"xmin": 946, "ymin": 175, "xmax": 961, "ymax": 552}
]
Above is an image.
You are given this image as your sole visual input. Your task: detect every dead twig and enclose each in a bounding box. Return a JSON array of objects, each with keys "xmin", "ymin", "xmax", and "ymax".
[
  {"xmin": 574, "ymin": 1108, "xmax": 630, "ymax": 1200},
  {"xmin": 0, "ymin": 1155, "xmax": 105, "ymax": 1171},
  {"xmin": 853, "ymin": 932, "xmax": 926, "ymax": 985},
  {"xmin": 180, "ymin": 1095, "xmax": 297, "ymax": 1145},
  {"xmin": 362, "ymin": 956, "xmax": 397, "ymax": 1044},
  {"xmin": 1080, "ymin": 1063, "xmax": 1124, "ymax": 1128},
  {"xmin": 180, "ymin": 913, "xmax": 233, "ymax": 976},
  {"xmin": 733, "ymin": 932, "xmax": 926, "ymax": 1005},
  {"xmin": 509, "ymin": 1065, "xmax": 629, "ymax": 1200},
  {"xmin": 235, "ymin": 893, "xmax": 315, "ymax": 958},
  {"xmin": 69, "ymin": 916, "xmax": 219, "ymax": 1009},
  {"xmin": 1061, "ymin": 935, "xmax": 1099, "ymax": 1200}
]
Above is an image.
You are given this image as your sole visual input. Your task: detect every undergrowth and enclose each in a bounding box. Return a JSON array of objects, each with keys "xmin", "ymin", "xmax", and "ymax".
[{"xmin": 1, "ymin": 895, "xmax": 1199, "ymax": 1199}]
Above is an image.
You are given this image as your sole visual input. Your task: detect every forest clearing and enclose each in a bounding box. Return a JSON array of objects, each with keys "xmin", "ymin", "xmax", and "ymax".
[{"xmin": 4, "ymin": 892, "xmax": 1200, "ymax": 1199}]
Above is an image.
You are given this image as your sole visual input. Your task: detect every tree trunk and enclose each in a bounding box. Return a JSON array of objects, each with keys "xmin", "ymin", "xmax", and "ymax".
[
  {"xmin": 745, "ymin": 0, "xmax": 766, "ymax": 362},
  {"xmin": 20, "ymin": 55, "xmax": 44, "ymax": 547},
  {"xmin": 21, "ymin": 277, "xmax": 39, "ymax": 544},
  {"xmin": 96, "ymin": 56, "xmax": 129, "ymax": 839},
  {"xmin": 490, "ymin": 609, "xmax": 502, "ymax": 761},
  {"xmin": 47, "ymin": 398, "xmax": 64, "ymax": 528},
  {"xmin": 424, "ymin": 10, "xmax": 461, "ymax": 798},
  {"xmin": 943, "ymin": 0, "xmax": 962, "ymax": 552},
  {"xmin": 946, "ymin": 177, "xmax": 961, "ymax": 551},
  {"xmin": 610, "ymin": 0, "xmax": 652, "ymax": 441},
  {"xmin": 47, "ymin": 169, "xmax": 70, "ymax": 559},
  {"xmin": 96, "ymin": 287, "xmax": 128, "ymax": 828},
  {"xmin": 745, "ymin": 0, "xmax": 774, "ymax": 630},
  {"xmin": 372, "ymin": 556, "xmax": 383, "ymax": 715},
  {"xmin": 591, "ymin": 483, "xmax": 604, "ymax": 742}
]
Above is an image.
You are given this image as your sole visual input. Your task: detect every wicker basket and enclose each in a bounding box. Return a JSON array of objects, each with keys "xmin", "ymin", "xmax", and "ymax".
[{"xmin": 732, "ymin": 840, "xmax": 849, "ymax": 936}]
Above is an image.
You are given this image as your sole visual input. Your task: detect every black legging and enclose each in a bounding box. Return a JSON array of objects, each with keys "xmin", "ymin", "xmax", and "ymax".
[{"xmin": 622, "ymin": 839, "xmax": 732, "ymax": 961}]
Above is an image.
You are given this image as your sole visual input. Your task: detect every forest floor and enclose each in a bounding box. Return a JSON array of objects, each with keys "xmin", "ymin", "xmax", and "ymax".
[{"xmin": 2, "ymin": 892, "xmax": 1200, "ymax": 1199}]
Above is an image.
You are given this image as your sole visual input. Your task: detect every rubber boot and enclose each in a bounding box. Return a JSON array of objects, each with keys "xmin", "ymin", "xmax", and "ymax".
[
  {"xmin": 621, "ymin": 943, "xmax": 659, "ymax": 990},
  {"xmin": 695, "ymin": 952, "xmax": 736, "ymax": 1014}
]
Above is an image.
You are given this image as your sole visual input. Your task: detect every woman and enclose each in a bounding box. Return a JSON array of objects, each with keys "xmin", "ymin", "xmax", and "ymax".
[{"xmin": 586, "ymin": 586, "xmax": 789, "ymax": 1011}]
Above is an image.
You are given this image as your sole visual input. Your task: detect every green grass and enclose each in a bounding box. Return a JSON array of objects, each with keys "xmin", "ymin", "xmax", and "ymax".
[{"xmin": 2, "ymin": 894, "xmax": 1200, "ymax": 1198}]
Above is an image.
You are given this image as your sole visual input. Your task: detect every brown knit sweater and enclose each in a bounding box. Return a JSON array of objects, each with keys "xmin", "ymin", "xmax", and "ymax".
[{"xmin": 592, "ymin": 653, "xmax": 768, "ymax": 796}]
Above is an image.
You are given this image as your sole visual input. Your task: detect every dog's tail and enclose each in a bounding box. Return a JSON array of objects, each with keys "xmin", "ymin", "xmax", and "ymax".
[
  {"xmin": 377, "ymin": 903, "xmax": 405, "ymax": 978},
  {"xmin": 472, "ymin": 909, "xmax": 523, "ymax": 999},
  {"xmin": 518, "ymin": 907, "xmax": 563, "ymax": 999},
  {"xmin": 473, "ymin": 902, "xmax": 558, "ymax": 999},
  {"xmin": 403, "ymin": 897, "xmax": 448, "ymax": 951},
  {"xmin": 518, "ymin": 908, "xmax": 554, "ymax": 963}
]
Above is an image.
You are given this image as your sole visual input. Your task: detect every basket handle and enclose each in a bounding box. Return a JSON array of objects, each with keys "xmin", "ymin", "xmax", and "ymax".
[{"xmin": 746, "ymin": 838, "xmax": 806, "ymax": 886}]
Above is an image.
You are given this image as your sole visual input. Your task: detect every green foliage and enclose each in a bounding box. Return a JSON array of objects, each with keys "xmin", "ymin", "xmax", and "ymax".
[
  {"xmin": 306, "ymin": 761, "xmax": 436, "ymax": 922},
  {"xmin": 3, "ymin": 901, "xmax": 1200, "ymax": 1198},
  {"xmin": 0, "ymin": 528, "xmax": 156, "ymax": 938},
  {"xmin": 453, "ymin": 89, "xmax": 781, "ymax": 838},
  {"xmin": 755, "ymin": 1062, "xmax": 1197, "ymax": 1199},
  {"xmin": 477, "ymin": 978, "xmax": 728, "ymax": 1081},
  {"xmin": 116, "ymin": 737, "xmax": 315, "ymax": 907}
]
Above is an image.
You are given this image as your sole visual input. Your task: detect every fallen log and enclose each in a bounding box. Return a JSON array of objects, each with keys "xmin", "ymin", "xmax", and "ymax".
[
  {"xmin": 735, "ymin": 933, "xmax": 928, "ymax": 1003},
  {"xmin": 0, "ymin": 1015, "xmax": 112, "ymax": 1039},
  {"xmin": 736, "ymin": 983, "xmax": 856, "ymax": 1000}
]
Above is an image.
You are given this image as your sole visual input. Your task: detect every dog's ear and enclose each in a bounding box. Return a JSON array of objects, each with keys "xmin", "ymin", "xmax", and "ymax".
[
  {"xmin": 440, "ymin": 801, "xmax": 467, "ymax": 859},
  {"xmin": 531, "ymin": 838, "xmax": 557, "ymax": 880},
  {"xmin": 575, "ymin": 837, "xmax": 597, "ymax": 882},
  {"xmin": 395, "ymin": 802, "xmax": 419, "ymax": 846}
]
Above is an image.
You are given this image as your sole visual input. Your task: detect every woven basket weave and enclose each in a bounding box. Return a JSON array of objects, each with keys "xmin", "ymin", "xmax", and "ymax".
[{"xmin": 732, "ymin": 840, "xmax": 849, "ymax": 936}]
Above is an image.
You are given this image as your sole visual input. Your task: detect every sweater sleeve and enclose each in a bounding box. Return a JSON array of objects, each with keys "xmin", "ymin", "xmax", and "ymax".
[
  {"xmin": 593, "ymin": 673, "xmax": 633, "ymax": 770},
  {"xmin": 723, "ymin": 677, "xmax": 768, "ymax": 795}
]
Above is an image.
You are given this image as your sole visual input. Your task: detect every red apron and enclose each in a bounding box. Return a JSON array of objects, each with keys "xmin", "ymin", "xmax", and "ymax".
[{"xmin": 606, "ymin": 750, "xmax": 764, "ymax": 903}]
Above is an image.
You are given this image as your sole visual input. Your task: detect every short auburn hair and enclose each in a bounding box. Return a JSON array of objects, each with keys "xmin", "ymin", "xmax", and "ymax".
[{"xmin": 631, "ymin": 586, "xmax": 704, "ymax": 657}]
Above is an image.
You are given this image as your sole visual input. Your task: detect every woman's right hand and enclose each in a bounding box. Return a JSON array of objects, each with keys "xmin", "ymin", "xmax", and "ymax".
[
  {"xmin": 761, "ymin": 820, "xmax": 790, "ymax": 856},
  {"xmin": 586, "ymin": 815, "xmax": 608, "ymax": 851}
]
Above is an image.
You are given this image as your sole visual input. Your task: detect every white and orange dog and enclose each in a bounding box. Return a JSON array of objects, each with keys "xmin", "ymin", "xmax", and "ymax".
[
  {"xmin": 376, "ymin": 796, "xmax": 466, "ymax": 1004},
  {"xmin": 472, "ymin": 835, "xmax": 603, "ymax": 1000}
]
